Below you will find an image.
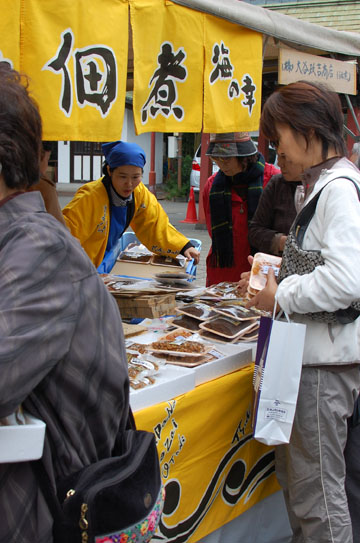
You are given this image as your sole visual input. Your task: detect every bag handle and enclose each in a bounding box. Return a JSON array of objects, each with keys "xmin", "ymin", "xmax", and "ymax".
[{"xmin": 294, "ymin": 176, "xmax": 360, "ymax": 246}]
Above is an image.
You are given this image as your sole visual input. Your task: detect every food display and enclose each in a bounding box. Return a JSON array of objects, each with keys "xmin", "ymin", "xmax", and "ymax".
[{"xmin": 116, "ymin": 280, "xmax": 262, "ymax": 392}]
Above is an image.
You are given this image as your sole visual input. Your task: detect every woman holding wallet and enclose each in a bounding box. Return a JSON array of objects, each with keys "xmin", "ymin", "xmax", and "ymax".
[{"xmin": 248, "ymin": 81, "xmax": 360, "ymax": 543}]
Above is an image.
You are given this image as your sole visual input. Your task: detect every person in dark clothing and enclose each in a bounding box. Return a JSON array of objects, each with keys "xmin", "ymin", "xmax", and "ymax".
[
  {"xmin": 203, "ymin": 132, "xmax": 265, "ymax": 286},
  {"xmin": 0, "ymin": 64, "xmax": 130, "ymax": 543},
  {"xmin": 248, "ymin": 154, "xmax": 302, "ymax": 255}
]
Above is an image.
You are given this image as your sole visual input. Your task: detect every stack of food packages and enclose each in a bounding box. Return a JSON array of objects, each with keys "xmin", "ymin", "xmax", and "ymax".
[
  {"xmin": 246, "ymin": 253, "xmax": 282, "ymax": 301},
  {"xmin": 172, "ymin": 281, "xmax": 273, "ymax": 344},
  {"xmin": 123, "ymin": 281, "xmax": 271, "ymax": 391},
  {"xmin": 126, "ymin": 329, "xmax": 218, "ymax": 389}
]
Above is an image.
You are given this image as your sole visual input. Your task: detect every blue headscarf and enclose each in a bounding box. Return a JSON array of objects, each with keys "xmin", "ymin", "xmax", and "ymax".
[{"xmin": 102, "ymin": 140, "xmax": 146, "ymax": 169}]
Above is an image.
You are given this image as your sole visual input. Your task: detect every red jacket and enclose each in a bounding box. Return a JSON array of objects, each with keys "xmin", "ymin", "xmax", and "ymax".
[
  {"xmin": 263, "ymin": 163, "xmax": 281, "ymax": 188},
  {"xmin": 203, "ymin": 173, "xmax": 251, "ymax": 286}
]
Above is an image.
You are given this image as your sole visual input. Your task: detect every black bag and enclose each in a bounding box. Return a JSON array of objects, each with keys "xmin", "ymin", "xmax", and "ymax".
[
  {"xmin": 350, "ymin": 394, "xmax": 360, "ymax": 428},
  {"xmin": 278, "ymin": 176, "xmax": 360, "ymax": 325},
  {"xmin": 34, "ymin": 429, "xmax": 164, "ymax": 543}
]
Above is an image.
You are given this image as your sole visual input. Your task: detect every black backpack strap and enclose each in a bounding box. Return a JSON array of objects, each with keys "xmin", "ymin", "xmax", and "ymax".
[{"xmin": 294, "ymin": 176, "xmax": 360, "ymax": 246}]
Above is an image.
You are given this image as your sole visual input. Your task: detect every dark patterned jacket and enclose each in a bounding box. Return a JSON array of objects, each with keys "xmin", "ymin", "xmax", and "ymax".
[
  {"xmin": 0, "ymin": 192, "xmax": 129, "ymax": 542},
  {"xmin": 248, "ymin": 174, "xmax": 301, "ymax": 255}
]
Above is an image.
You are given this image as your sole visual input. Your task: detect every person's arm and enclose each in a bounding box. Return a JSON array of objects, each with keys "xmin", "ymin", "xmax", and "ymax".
[
  {"xmin": 62, "ymin": 181, "xmax": 109, "ymax": 267},
  {"xmin": 0, "ymin": 224, "xmax": 76, "ymax": 417},
  {"xmin": 277, "ymin": 179, "xmax": 360, "ymax": 316},
  {"xmin": 248, "ymin": 176, "xmax": 284, "ymax": 254},
  {"xmin": 130, "ymin": 183, "xmax": 191, "ymax": 257}
]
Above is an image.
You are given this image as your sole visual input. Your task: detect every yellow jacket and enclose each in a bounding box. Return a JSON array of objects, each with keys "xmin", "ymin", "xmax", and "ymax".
[{"xmin": 63, "ymin": 178, "xmax": 190, "ymax": 268}]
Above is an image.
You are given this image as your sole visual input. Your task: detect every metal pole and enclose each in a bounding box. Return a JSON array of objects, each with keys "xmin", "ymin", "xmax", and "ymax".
[
  {"xmin": 177, "ymin": 134, "xmax": 183, "ymax": 190},
  {"xmin": 148, "ymin": 132, "xmax": 156, "ymax": 196}
]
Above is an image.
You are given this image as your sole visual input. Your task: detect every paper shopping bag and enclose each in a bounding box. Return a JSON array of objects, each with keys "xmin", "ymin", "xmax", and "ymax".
[{"xmin": 252, "ymin": 314, "xmax": 306, "ymax": 446}]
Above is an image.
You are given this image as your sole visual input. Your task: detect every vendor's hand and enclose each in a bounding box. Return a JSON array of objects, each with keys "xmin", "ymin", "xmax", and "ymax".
[
  {"xmin": 245, "ymin": 268, "xmax": 279, "ymax": 313},
  {"xmin": 237, "ymin": 255, "xmax": 253, "ymax": 296},
  {"xmin": 237, "ymin": 271, "xmax": 250, "ymax": 296},
  {"xmin": 184, "ymin": 247, "xmax": 200, "ymax": 265}
]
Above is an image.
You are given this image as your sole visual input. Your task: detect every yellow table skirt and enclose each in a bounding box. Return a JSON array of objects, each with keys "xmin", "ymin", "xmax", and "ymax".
[{"xmin": 134, "ymin": 364, "xmax": 280, "ymax": 542}]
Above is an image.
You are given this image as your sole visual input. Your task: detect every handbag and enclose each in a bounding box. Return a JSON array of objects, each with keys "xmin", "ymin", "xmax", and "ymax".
[
  {"xmin": 33, "ymin": 427, "xmax": 164, "ymax": 543},
  {"xmin": 278, "ymin": 176, "xmax": 360, "ymax": 324},
  {"xmin": 252, "ymin": 308, "xmax": 306, "ymax": 446}
]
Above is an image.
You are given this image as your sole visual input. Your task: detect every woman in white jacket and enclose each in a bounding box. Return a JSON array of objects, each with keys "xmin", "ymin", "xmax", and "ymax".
[{"xmin": 249, "ymin": 81, "xmax": 360, "ymax": 543}]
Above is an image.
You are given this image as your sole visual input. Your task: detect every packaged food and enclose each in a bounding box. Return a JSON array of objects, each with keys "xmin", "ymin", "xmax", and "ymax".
[
  {"xmin": 160, "ymin": 329, "xmax": 194, "ymax": 342},
  {"xmin": 171, "ymin": 314, "xmax": 201, "ymax": 332},
  {"xmin": 199, "ymin": 316, "xmax": 258, "ymax": 339},
  {"xmin": 176, "ymin": 303, "xmax": 216, "ymax": 321},
  {"xmin": 151, "ymin": 255, "xmax": 186, "ymax": 267},
  {"xmin": 198, "ymin": 329, "xmax": 238, "ymax": 344},
  {"xmin": 147, "ymin": 339, "xmax": 213, "ymax": 357},
  {"xmin": 212, "ymin": 304, "xmax": 260, "ymax": 321},
  {"xmin": 248, "ymin": 252, "xmax": 282, "ymax": 292}
]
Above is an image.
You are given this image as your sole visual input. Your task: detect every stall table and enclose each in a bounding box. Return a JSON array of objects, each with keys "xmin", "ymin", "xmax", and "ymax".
[{"xmin": 133, "ymin": 362, "xmax": 292, "ymax": 543}]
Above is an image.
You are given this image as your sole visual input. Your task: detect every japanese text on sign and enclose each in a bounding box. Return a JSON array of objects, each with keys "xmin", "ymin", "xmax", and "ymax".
[
  {"xmin": 141, "ymin": 41, "xmax": 187, "ymax": 125},
  {"xmin": 43, "ymin": 28, "xmax": 118, "ymax": 117},
  {"xmin": 209, "ymin": 40, "xmax": 257, "ymax": 115},
  {"xmin": 279, "ymin": 48, "xmax": 357, "ymax": 96}
]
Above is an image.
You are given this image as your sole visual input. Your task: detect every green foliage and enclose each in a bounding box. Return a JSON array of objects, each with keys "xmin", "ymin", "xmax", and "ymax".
[{"xmin": 164, "ymin": 154, "xmax": 192, "ymax": 199}]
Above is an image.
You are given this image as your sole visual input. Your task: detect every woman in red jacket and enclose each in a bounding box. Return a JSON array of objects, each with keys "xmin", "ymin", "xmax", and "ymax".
[{"xmin": 203, "ymin": 132, "xmax": 265, "ymax": 287}]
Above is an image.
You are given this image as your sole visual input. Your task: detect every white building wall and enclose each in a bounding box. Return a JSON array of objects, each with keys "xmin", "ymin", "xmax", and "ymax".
[
  {"xmin": 58, "ymin": 141, "xmax": 71, "ymax": 183},
  {"xmin": 56, "ymin": 108, "xmax": 164, "ymax": 185},
  {"xmin": 122, "ymin": 108, "xmax": 164, "ymax": 186}
]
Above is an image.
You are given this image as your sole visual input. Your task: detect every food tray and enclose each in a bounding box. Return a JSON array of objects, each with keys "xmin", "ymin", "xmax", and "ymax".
[
  {"xmin": 199, "ymin": 317, "xmax": 258, "ymax": 339},
  {"xmin": 151, "ymin": 255, "xmax": 186, "ymax": 267},
  {"xmin": 164, "ymin": 353, "xmax": 215, "ymax": 367},
  {"xmin": 118, "ymin": 254, "xmax": 152, "ymax": 264},
  {"xmin": 176, "ymin": 303, "xmax": 216, "ymax": 321},
  {"xmin": 171, "ymin": 314, "xmax": 201, "ymax": 332},
  {"xmin": 212, "ymin": 305, "xmax": 261, "ymax": 321},
  {"xmin": 155, "ymin": 277, "xmax": 192, "ymax": 287},
  {"xmin": 249, "ymin": 252, "xmax": 282, "ymax": 291},
  {"xmin": 148, "ymin": 344, "xmax": 214, "ymax": 358},
  {"xmin": 155, "ymin": 271, "xmax": 191, "ymax": 279}
]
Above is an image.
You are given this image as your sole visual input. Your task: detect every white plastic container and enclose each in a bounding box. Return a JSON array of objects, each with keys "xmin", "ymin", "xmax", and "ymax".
[{"xmin": 0, "ymin": 414, "xmax": 46, "ymax": 463}]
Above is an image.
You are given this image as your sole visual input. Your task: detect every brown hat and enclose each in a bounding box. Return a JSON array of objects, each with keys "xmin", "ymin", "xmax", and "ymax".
[{"xmin": 206, "ymin": 132, "xmax": 257, "ymax": 158}]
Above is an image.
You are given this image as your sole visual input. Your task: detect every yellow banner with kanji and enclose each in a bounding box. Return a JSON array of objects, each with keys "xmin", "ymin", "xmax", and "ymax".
[
  {"xmin": 134, "ymin": 365, "xmax": 280, "ymax": 542},
  {"xmin": 20, "ymin": 0, "xmax": 128, "ymax": 141},
  {"xmin": 204, "ymin": 16, "xmax": 262, "ymax": 133},
  {"xmin": 130, "ymin": 0, "xmax": 203, "ymax": 135},
  {"xmin": 0, "ymin": 0, "xmax": 20, "ymax": 70}
]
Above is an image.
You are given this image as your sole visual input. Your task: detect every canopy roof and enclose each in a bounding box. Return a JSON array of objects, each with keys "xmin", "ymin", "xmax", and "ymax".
[{"xmin": 172, "ymin": 0, "xmax": 360, "ymax": 58}]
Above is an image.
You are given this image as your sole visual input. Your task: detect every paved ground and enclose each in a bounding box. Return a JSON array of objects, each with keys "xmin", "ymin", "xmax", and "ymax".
[{"xmin": 58, "ymin": 184, "xmax": 211, "ymax": 287}]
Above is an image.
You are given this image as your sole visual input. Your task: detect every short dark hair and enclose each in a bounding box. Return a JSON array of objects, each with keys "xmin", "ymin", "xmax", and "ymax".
[
  {"xmin": 0, "ymin": 64, "xmax": 42, "ymax": 189},
  {"xmin": 260, "ymin": 81, "xmax": 346, "ymax": 160}
]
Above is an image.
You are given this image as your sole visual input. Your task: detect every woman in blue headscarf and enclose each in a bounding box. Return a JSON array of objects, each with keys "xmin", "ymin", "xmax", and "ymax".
[{"xmin": 63, "ymin": 140, "xmax": 199, "ymax": 271}]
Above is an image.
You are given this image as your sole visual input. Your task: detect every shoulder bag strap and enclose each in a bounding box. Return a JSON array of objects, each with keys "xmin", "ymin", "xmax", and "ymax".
[{"xmin": 294, "ymin": 176, "xmax": 360, "ymax": 246}]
